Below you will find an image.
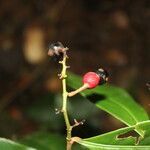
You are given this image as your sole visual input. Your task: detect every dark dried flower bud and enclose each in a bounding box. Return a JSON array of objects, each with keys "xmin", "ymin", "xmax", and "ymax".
[
  {"xmin": 96, "ymin": 68, "xmax": 109, "ymax": 85},
  {"xmin": 146, "ymin": 82, "xmax": 150, "ymax": 90},
  {"xmin": 48, "ymin": 42, "xmax": 65, "ymax": 61}
]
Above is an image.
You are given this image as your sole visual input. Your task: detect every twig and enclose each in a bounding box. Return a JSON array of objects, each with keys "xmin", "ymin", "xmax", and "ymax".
[
  {"xmin": 60, "ymin": 51, "xmax": 72, "ymax": 150},
  {"xmin": 58, "ymin": 47, "xmax": 84, "ymax": 150}
]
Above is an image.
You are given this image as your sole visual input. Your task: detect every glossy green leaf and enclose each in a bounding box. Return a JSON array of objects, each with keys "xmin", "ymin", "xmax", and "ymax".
[
  {"xmin": 0, "ymin": 138, "xmax": 35, "ymax": 150},
  {"xmin": 67, "ymin": 72, "xmax": 149, "ymax": 136},
  {"xmin": 78, "ymin": 120, "xmax": 150, "ymax": 150},
  {"xmin": 20, "ymin": 132, "xmax": 65, "ymax": 150}
]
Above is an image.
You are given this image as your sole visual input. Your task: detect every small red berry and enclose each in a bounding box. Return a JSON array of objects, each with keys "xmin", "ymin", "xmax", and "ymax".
[
  {"xmin": 83, "ymin": 72, "xmax": 100, "ymax": 88},
  {"xmin": 68, "ymin": 69, "xmax": 109, "ymax": 97}
]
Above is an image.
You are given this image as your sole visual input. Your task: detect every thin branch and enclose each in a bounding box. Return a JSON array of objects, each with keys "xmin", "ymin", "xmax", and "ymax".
[{"xmin": 60, "ymin": 51, "xmax": 72, "ymax": 150}]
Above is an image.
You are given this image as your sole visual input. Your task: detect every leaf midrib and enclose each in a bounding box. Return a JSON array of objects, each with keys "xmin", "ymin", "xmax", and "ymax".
[
  {"xmin": 83, "ymin": 92, "xmax": 138, "ymax": 126},
  {"xmin": 108, "ymin": 97, "xmax": 139, "ymax": 124}
]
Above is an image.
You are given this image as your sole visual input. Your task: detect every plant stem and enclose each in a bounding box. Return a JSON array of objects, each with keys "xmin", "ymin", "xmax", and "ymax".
[{"xmin": 60, "ymin": 52, "xmax": 72, "ymax": 150}]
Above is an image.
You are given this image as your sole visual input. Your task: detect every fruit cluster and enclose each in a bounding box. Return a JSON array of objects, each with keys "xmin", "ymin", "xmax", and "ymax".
[{"xmin": 48, "ymin": 42, "xmax": 109, "ymax": 97}]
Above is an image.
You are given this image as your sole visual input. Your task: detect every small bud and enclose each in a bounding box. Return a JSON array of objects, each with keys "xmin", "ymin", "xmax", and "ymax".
[
  {"xmin": 96, "ymin": 68, "xmax": 109, "ymax": 85},
  {"xmin": 146, "ymin": 82, "xmax": 150, "ymax": 90},
  {"xmin": 48, "ymin": 42, "xmax": 65, "ymax": 61}
]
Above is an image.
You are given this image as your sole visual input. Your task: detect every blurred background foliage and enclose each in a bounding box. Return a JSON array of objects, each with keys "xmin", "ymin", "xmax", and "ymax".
[{"xmin": 0, "ymin": 0, "xmax": 149, "ymax": 146}]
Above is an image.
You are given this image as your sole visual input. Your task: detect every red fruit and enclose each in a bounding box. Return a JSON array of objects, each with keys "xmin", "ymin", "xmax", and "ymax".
[{"xmin": 83, "ymin": 72, "xmax": 100, "ymax": 89}]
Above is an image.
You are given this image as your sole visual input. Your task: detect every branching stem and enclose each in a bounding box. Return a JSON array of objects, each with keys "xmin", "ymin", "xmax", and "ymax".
[
  {"xmin": 60, "ymin": 51, "xmax": 72, "ymax": 150},
  {"xmin": 59, "ymin": 49, "xmax": 84, "ymax": 150}
]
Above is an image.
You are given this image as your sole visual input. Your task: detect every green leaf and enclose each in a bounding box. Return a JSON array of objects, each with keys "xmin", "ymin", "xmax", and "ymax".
[
  {"xmin": 0, "ymin": 138, "xmax": 35, "ymax": 150},
  {"xmin": 77, "ymin": 120, "xmax": 150, "ymax": 150},
  {"xmin": 20, "ymin": 132, "xmax": 65, "ymax": 150},
  {"xmin": 67, "ymin": 72, "xmax": 149, "ymax": 136}
]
